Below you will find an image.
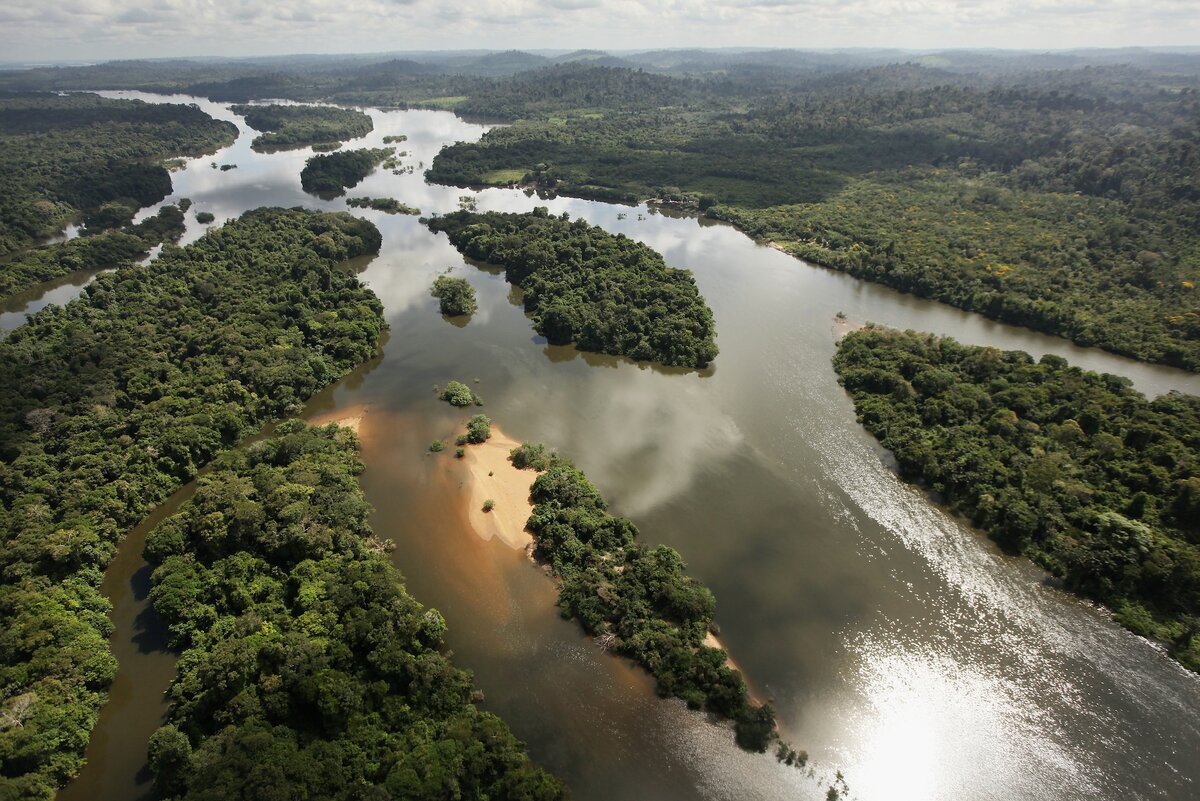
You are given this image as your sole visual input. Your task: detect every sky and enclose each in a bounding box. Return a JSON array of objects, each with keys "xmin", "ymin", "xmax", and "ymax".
[{"xmin": 0, "ymin": 0, "xmax": 1197, "ymax": 63}]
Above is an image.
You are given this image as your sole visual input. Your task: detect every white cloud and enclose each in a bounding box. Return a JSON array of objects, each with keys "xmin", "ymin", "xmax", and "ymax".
[{"xmin": 0, "ymin": 0, "xmax": 1195, "ymax": 62}]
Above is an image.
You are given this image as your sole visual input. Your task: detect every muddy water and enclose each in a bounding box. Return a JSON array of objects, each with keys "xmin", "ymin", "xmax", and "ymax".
[{"xmin": 42, "ymin": 93, "xmax": 1200, "ymax": 801}]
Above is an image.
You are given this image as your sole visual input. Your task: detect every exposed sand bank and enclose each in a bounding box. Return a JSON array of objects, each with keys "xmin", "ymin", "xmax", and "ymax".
[
  {"xmin": 309, "ymin": 404, "xmax": 369, "ymax": 435},
  {"xmin": 456, "ymin": 426, "xmax": 536, "ymax": 551},
  {"xmin": 832, "ymin": 315, "xmax": 866, "ymax": 342}
]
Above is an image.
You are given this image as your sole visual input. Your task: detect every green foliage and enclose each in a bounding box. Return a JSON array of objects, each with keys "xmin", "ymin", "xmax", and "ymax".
[
  {"xmin": 0, "ymin": 208, "xmax": 384, "ymax": 798},
  {"xmin": 0, "ymin": 93, "xmax": 236, "ymax": 256},
  {"xmin": 465, "ymin": 414, "xmax": 492, "ymax": 444},
  {"xmin": 300, "ymin": 148, "xmax": 392, "ymax": 197},
  {"xmin": 142, "ymin": 422, "xmax": 566, "ymax": 800},
  {"xmin": 425, "ymin": 65, "xmax": 1200, "ymax": 371},
  {"xmin": 426, "ymin": 209, "xmax": 718, "ymax": 368},
  {"xmin": 345, "ymin": 196, "xmax": 420, "ymax": 215},
  {"xmin": 510, "ymin": 442, "xmax": 553, "ymax": 471},
  {"xmin": 519, "ymin": 450, "xmax": 775, "ymax": 751},
  {"xmin": 194, "ymin": 211, "xmax": 215, "ymax": 224},
  {"xmin": 428, "ymin": 440, "xmax": 445, "ymax": 452},
  {"xmin": 430, "ymin": 275, "xmax": 477, "ymax": 316},
  {"xmin": 229, "ymin": 104, "xmax": 373, "ymax": 151},
  {"xmin": 455, "ymin": 448, "xmax": 466, "ymax": 459},
  {"xmin": 439, "ymin": 380, "xmax": 480, "ymax": 407},
  {"xmin": 834, "ymin": 328, "xmax": 1200, "ymax": 670},
  {"xmin": 0, "ymin": 202, "xmax": 186, "ymax": 299},
  {"xmin": 483, "ymin": 499, "xmax": 495, "ymax": 512}
]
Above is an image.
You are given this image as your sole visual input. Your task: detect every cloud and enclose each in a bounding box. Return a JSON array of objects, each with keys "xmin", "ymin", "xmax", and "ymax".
[{"xmin": 0, "ymin": 0, "xmax": 1196, "ymax": 62}]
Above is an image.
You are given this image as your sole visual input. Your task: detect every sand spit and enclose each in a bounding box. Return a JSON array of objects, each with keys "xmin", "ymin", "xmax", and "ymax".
[
  {"xmin": 309, "ymin": 404, "xmax": 369, "ymax": 435},
  {"xmin": 458, "ymin": 426, "xmax": 536, "ymax": 551}
]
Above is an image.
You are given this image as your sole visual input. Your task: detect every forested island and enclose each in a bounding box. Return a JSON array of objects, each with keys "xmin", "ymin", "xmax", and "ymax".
[
  {"xmin": 0, "ymin": 93, "xmax": 235, "ymax": 259},
  {"xmin": 142, "ymin": 422, "xmax": 565, "ymax": 800},
  {"xmin": 0, "ymin": 209, "xmax": 384, "ymax": 799},
  {"xmin": 509, "ymin": 443, "xmax": 778, "ymax": 751},
  {"xmin": 345, "ymin": 196, "xmax": 421, "ymax": 215},
  {"xmin": 834, "ymin": 327, "xmax": 1200, "ymax": 669},
  {"xmin": 229, "ymin": 103, "xmax": 373, "ymax": 151},
  {"xmin": 0, "ymin": 202, "xmax": 189, "ymax": 299},
  {"xmin": 430, "ymin": 275, "xmax": 477, "ymax": 316},
  {"xmin": 426, "ymin": 208, "xmax": 718, "ymax": 368},
  {"xmin": 300, "ymin": 148, "xmax": 392, "ymax": 197}
]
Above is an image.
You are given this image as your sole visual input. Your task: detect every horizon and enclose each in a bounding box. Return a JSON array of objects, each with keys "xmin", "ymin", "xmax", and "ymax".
[
  {"xmin": 2, "ymin": 0, "xmax": 1198, "ymax": 64},
  {"xmin": 3, "ymin": 43, "xmax": 1200, "ymax": 71}
]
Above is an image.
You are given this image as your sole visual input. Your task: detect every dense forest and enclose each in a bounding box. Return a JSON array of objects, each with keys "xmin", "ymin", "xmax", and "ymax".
[
  {"xmin": 142, "ymin": 422, "xmax": 565, "ymax": 800},
  {"xmin": 0, "ymin": 203, "xmax": 190, "ymax": 299},
  {"xmin": 510, "ymin": 444, "xmax": 776, "ymax": 751},
  {"xmin": 300, "ymin": 148, "xmax": 392, "ymax": 197},
  {"xmin": 834, "ymin": 327, "xmax": 1200, "ymax": 669},
  {"xmin": 229, "ymin": 103, "xmax": 373, "ymax": 151},
  {"xmin": 0, "ymin": 209, "xmax": 385, "ymax": 799},
  {"xmin": 0, "ymin": 93, "xmax": 236, "ymax": 256},
  {"xmin": 4, "ymin": 59, "xmax": 1197, "ymax": 370},
  {"xmin": 424, "ymin": 65, "xmax": 1200, "ymax": 370},
  {"xmin": 425, "ymin": 209, "xmax": 718, "ymax": 368}
]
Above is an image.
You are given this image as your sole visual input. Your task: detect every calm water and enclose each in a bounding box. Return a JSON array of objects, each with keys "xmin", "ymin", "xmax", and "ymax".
[{"xmin": 37, "ymin": 93, "xmax": 1200, "ymax": 801}]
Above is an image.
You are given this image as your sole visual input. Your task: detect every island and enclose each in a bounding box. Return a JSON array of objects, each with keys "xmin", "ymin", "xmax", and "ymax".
[
  {"xmin": 300, "ymin": 148, "xmax": 393, "ymax": 197},
  {"xmin": 430, "ymin": 275, "xmax": 477, "ymax": 316},
  {"xmin": 834, "ymin": 326, "xmax": 1200, "ymax": 670},
  {"xmin": 345, "ymin": 196, "xmax": 421, "ymax": 215},
  {"xmin": 229, "ymin": 103, "xmax": 373, "ymax": 151},
  {"xmin": 425, "ymin": 208, "xmax": 718, "ymax": 368}
]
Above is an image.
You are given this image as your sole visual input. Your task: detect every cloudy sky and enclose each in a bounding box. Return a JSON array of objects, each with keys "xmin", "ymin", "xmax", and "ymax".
[{"xmin": 1, "ymin": 0, "xmax": 1197, "ymax": 63}]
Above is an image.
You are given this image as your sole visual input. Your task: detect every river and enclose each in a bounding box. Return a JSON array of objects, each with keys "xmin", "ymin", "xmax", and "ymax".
[{"xmin": 21, "ymin": 92, "xmax": 1196, "ymax": 801}]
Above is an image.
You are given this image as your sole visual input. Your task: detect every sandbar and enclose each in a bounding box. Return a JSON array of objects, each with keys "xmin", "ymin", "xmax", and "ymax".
[{"xmin": 458, "ymin": 426, "xmax": 536, "ymax": 551}]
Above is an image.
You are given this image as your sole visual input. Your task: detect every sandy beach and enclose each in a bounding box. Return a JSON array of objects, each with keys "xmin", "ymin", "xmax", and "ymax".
[
  {"xmin": 456, "ymin": 425, "xmax": 537, "ymax": 550},
  {"xmin": 309, "ymin": 404, "xmax": 369, "ymax": 434}
]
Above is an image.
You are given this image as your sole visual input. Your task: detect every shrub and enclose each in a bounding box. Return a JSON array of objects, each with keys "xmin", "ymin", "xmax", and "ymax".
[
  {"xmin": 466, "ymin": 414, "xmax": 491, "ymax": 444},
  {"xmin": 429, "ymin": 440, "xmax": 445, "ymax": 452},
  {"xmin": 439, "ymin": 380, "xmax": 478, "ymax": 407},
  {"xmin": 430, "ymin": 275, "xmax": 477, "ymax": 316},
  {"xmin": 483, "ymin": 499, "xmax": 495, "ymax": 512}
]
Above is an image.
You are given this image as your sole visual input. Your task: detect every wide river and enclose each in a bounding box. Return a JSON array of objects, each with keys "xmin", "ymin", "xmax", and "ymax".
[{"xmin": 12, "ymin": 93, "xmax": 1195, "ymax": 801}]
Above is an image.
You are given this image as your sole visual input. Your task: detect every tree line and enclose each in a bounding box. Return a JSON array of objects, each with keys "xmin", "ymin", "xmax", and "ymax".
[{"xmin": 834, "ymin": 327, "xmax": 1200, "ymax": 670}]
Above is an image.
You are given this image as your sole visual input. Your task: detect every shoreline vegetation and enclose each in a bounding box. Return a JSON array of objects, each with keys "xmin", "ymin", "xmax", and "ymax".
[
  {"xmin": 0, "ymin": 201, "xmax": 191, "ymax": 301},
  {"xmin": 228, "ymin": 104, "xmax": 373, "ymax": 152},
  {"xmin": 425, "ymin": 208, "xmax": 718, "ymax": 368},
  {"xmin": 436, "ymin": 413, "xmax": 791, "ymax": 756},
  {"xmin": 0, "ymin": 208, "xmax": 385, "ymax": 799},
  {"xmin": 141, "ymin": 421, "xmax": 566, "ymax": 800},
  {"xmin": 835, "ymin": 327, "xmax": 1200, "ymax": 670},
  {"xmin": 345, "ymin": 197, "xmax": 421, "ymax": 215},
  {"xmin": 300, "ymin": 148, "xmax": 393, "ymax": 197}
]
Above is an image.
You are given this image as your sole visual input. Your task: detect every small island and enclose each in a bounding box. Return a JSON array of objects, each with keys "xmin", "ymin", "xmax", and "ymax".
[
  {"xmin": 346, "ymin": 196, "xmax": 421, "ymax": 215},
  {"xmin": 300, "ymin": 148, "xmax": 393, "ymax": 197},
  {"xmin": 425, "ymin": 208, "xmax": 718, "ymax": 368},
  {"xmin": 834, "ymin": 327, "xmax": 1200, "ymax": 670},
  {"xmin": 230, "ymin": 103, "xmax": 374, "ymax": 151},
  {"xmin": 430, "ymin": 275, "xmax": 477, "ymax": 316}
]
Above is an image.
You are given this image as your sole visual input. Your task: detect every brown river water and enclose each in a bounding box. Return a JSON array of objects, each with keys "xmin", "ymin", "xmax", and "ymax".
[{"xmin": 5, "ymin": 92, "xmax": 1193, "ymax": 801}]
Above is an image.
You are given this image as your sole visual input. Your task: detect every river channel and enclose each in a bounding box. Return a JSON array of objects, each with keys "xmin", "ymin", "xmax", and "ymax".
[{"xmin": 19, "ymin": 92, "xmax": 1196, "ymax": 801}]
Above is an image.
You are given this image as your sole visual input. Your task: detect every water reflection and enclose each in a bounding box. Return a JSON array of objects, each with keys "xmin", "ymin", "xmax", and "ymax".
[{"xmin": 45, "ymin": 96, "xmax": 1200, "ymax": 801}]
